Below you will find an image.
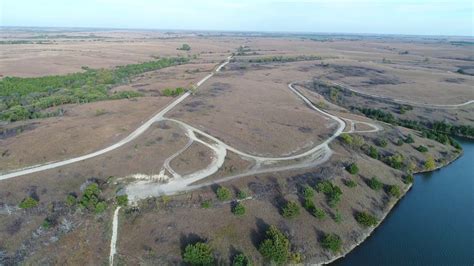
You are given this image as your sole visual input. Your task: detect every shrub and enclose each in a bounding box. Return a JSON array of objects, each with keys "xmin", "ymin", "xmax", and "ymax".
[
  {"xmin": 367, "ymin": 145, "xmax": 379, "ymax": 159},
  {"xmin": 282, "ymin": 201, "xmax": 300, "ymax": 218},
  {"xmin": 201, "ymin": 200, "xmax": 211, "ymax": 209},
  {"xmin": 237, "ymin": 190, "xmax": 247, "ymax": 199},
  {"xmin": 302, "ymin": 185, "xmax": 315, "ymax": 198},
  {"xmin": 162, "ymin": 87, "xmax": 185, "ymax": 97},
  {"xmin": 177, "ymin": 43, "xmax": 191, "ymax": 51},
  {"xmin": 339, "ymin": 133, "xmax": 353, "ymax": 145},
  {"xmin": 313, "ymin": 207, "xmax": 326, "ymax": 220},
  {"xmin": 66, "ymin": 194, "xmax": 77, "ymax": 207},
  {"xmin": 116, "ymin": 195, "xmax": 128, "ymax": 206},
  {"xmin": 385, "ymin": 153, "xmax": 405, "ymax": 169},
  {"xmin": 424, "ymin": 155, "xmax": 436, "ymax": 171},
  {"xmin": 352, "ymin": 135, "xmax": 365, "ymax": 148},
  {"xmin": 182, "ymin": 242, "xmax": 214, "ymax": 265},
  {"xmin": 321, "ymin": 233, "xmax": 342, "ymax": 253},
  {"xmin": 333, "ymin": 210, "xmax": 343, "ymax": 223},
  {"xmin": 416, "ymin": 145, "xmax": 428, "ymax": 153},
  {"xmin": 19, "ymin": 197, "xmax": 38, "ymax": 209},
  {"xmin": 344, "ymin": 179, "xmax": 357, "ymax": 188},
  {"xmin": 388, "ymin": 185, "xmax": 401, "ymax": 198},
  {"xmin": 368, "ymin": 176, "xmax": 383, "ymax": 191},
  {"xmin": 232, "ymin": 202, "xmax": 246, "ymax": 216},
  {"xmin": 259, "ymin": 226, "xmax": 290, "ymax": 265},
  {"xmin": 95, "ymin": 201, "xmax": 107, "ymax": 214},
  {"xmin": 403, "ymin": 174, "xmax": 414, "ymax": 184},
  {"xmin": 42, "ymin": 217, "xmax": 54, "ymax": 229},
  {"xmin": 303, "ymin": 198, "xmax": 316, "ymax": 213},
  {"xmin": 355, "ymin": 212, "xmax": 378, "ymax": 227},
  {"xmin": 346, "ymin": 163, "xmax": 359, "ymax": 175},
  {"xmin": 289, "ymin": 252, "xmax": 303, "ymax": 264},
  {"xmin": 80, "ymin": 182, "xmax": 107, "ymax": 213},
  {"xmin": 404, "ymin": 134, "xmax": 414, "ymax": 143},
  {"xmin": 316, "ymin": 181, "xmax": 342, "ymax": 208},
  {"xmin": 396, "ymin": 139, "xmax": 404, "ymax": 146},
  {"xmin": 232, "ymin": 253, "xmax": 252, "ymax": 266},
  {"xmin": 375, "ymin": 138, "xmax": 388, "ymax": 147},
  {"xmin": 216, "ymin": 187, "xmax": 231, "ymax": 201}
]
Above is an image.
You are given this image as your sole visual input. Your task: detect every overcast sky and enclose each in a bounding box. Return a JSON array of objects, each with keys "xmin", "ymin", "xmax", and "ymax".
[{"xmin": 1, "ymin": 0, "xmax": 473, "ymax": 36}]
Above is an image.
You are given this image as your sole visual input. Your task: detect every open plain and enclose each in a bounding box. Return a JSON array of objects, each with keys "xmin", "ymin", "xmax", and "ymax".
[{"xmin": 0, "ymin": 28, "xmax": 473, "ymax": 265}]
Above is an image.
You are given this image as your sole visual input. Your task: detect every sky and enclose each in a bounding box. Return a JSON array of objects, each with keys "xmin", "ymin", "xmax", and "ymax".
[{"xmin": 1, "ymin": 0, "xmax": 473, "ymax": 36}]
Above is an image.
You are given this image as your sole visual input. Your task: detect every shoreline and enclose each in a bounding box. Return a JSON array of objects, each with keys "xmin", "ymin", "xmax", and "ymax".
[{"xmin": 317, "ymin": 149, "xmax": 463, "ymax": 265}]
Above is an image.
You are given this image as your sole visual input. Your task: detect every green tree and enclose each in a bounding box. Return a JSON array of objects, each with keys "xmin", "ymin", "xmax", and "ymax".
[
  {"xmin": 403, "ymin": 174, "xmax": 414, "ymax": 184},
  {"xmin": 346, "ymin": 163, "xmax": 359, "ymax": 175},
  {"xmin": 259, "ymin": 226, "xmax": 291, "ymax": 265},
  {"xmin": 232, "ymin": 202, "xmax": 246, "ymax": 216},
  {"xmin": 216, "ymin": 187, "xmax": 232, "ymax": 201},
  {"xmin": 182, "ymin": 242, "xmax": 214, "ymax": 265},
  {"xmin": 282, "ymin": 201, "xmax": 300, "ymax": 218},
  {"xmin": 368, "ymin": 176, "xmax": 383, "ymax": 191},
  {"xmin": 416, "ymin": 145, "xmax": 428, "ymax": 153},
  {"xmin": 404, "ymin": 134, "xmax": 414, "ymax": 143},
  {"xmin": 302, "ymin": 185, "xmax": 315, "ymax": 198},
  {"xmin": 367, "ymin": 146, "xmax": 378, "ymax": 159},
  {"xmin": 178, "ymin": 44, "xmax": 191, "ymax": 51},
  {"xmin": 66, "ymin": 194, "xmax": 77, "ymax": 207},
  {"xmin": 116, "ymin": 194, "xmax": 128, "ymax": 206},
  {"xmin": 19, "ymin": 196, "xmax": 38, "ymax": 209},
  {"xmin": 355, "ymin": 212, "xmax": 378, "ymax": 227},
  {"xmin": 424, "ymin": 155, "xmax": 436, "ymax": 171},
  {"xmin": 344, "ymin": 179, "xmax": 357, "ymax": 188},
  {"xmin": 201, "ymin": 200, "xmax": 211, "ymax": 209},
  {"xmin": 232, "ymin": 253, "xmax": 252, "ymax": 266},
  {"xmin": 339, "ymin": 133, "xmax": 353, "ymax": 145},
  {"xmin": 237, "ymin": 190, "xmax": 247, "ymax": 199},
  {"xmin": 321, "ymin": 233, "xmax": 342, "ymax": 253},
  {"xmin": 388, "ymin": 185, "xmax": 401, "ymax": 198},
  {"xmin": 313, "ymin": 207, "xmax": 326, "ymax": 220}
]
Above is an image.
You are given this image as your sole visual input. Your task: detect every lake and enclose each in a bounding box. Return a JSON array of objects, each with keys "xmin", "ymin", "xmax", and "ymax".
[{"xmin": 333, "ymin": 139, "xmax": 474, "ymax": 265}]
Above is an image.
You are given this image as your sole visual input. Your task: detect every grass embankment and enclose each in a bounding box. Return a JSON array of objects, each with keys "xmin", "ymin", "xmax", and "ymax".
[{"xmin": 0, "ymin": 57, "xmax": 189, "ymax": 122}]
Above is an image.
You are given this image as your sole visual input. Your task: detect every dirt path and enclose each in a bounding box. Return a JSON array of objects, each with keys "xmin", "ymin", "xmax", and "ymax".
[{"xmin": 109, "ymin": 206, "xmax": 121, "ymax": 266}]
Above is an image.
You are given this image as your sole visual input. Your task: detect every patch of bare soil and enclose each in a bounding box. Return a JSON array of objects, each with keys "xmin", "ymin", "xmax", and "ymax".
[
  {"xmin": 0, "ymin": 97, "xmax": 173, "ymax": 172},
  {"xmin": 170, "ymin": 142, "xmax": 213, "ymax": 176}
]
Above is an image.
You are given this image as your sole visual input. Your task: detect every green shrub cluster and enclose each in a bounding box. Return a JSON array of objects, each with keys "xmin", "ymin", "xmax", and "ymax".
[
  {"xmin": 79, "ymin": 183, "xmax": 107, "ymax": 214},
  {"xmin": 388, "ymin": 185, "xmax": 401, "ymax": 198},
  {"xmin": 232, "ymin": 202, "xmax": 246, "ymax": 216},
  {"xmin": 19, "ymin": 196, "xmax": 39, "ymax": 209},
  {"xmin": 368, "ymin": 176, "xmax": 383, "ymax": 191},
  {"xmin": 344, "ymin": 179, "xmax": 357, "ymax": 188},
  {"xmin": 316, "ymin": 181, "xmax": 342, "ymax": 207},
  {"xmin": 355, "ymin": 212, "xmax": 378, "ymax": 227},
  {"xmin": 116, "ymin": 195, "xmax": 128, "ymax": 206},
  {"xmin": 216, "ymin": 187, "xmax": 232, "ymax": 201},
  {"xmin": 367, "ymin": 145, "xmax": 379, "ymax": 159},
  {"xmin": 232, "ymin": 253, "xmax": 252, "ymax": 266},
  {"xmin": 237, "ymin": 190, "xmax": 248, "ymax": 199},
  {"xmin": 282, "ymin": 201, "xmax": 300, "ymax": 218},
  {"xmin": 259, "ymin": 226, "xmax": 293, "ymax": 265},
  {"xmin": 403, "ymin": 174, "xmax": 414, "ymax": 184},
  {"xmin": 384, "ymin": 153, "xmax": 405, "ymax": 169},
  {"xmin": 302, "ymin": 185, "xmax": 315, "ymax": 198},
  {"xmin": 201, "ymin": 200, "xmax": 211, "ymax": 209},
  {"xmin": 339, "ymin": 133, "xmax": 353, "ymax": 145},
  {"xmin": 321, "ymin": 233, "xmax": 342, "ymax": 253},
  {"xmin": 346, "ymin": 163, "xmax": 359, "ymax": 175},
  {"xmin": 177, "ymin": 44, "xmax": 191, "ymax": 51},
  {"xmin": 182, "ymin": 242, "xmax": 214, "ymax": 265},
  {"xmin": 416, "ymin": 145, "xmax": 428, "ymax": 153},
  {"xmin": 162, "ymin": 87, "xmax": 186, "ymax": 97}
]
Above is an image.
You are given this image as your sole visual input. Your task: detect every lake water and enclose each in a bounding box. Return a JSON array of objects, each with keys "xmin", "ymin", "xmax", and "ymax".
[{"xmin": 333, "ymin": 139, "xmax": 474, "ymax": 265}]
